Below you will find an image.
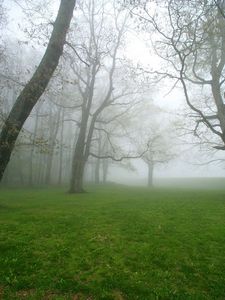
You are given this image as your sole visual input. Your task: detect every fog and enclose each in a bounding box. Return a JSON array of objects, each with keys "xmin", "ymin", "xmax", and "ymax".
[
  {"xmin": 1, "ymin": 0, "xmax": 225, "ymax": 191},
  {"xmin": 2, "ymin": 2, "xmax": 225, "ymax": 298}
]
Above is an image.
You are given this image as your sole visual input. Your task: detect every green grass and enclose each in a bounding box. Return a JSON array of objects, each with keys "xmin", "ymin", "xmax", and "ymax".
[{"xmin": 0, "ymin": 184, "xmax": 225, "ymax": 299}]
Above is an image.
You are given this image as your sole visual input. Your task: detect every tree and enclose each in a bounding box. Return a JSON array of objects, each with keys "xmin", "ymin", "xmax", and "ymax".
[
  {"xmin": 128, "ymin": 100, "xmax": 175, "ymax": 187},
  {"xmin": 141, "ymin": 131, "xmax": 174, "ymax": 187},
  {"xmin": 132, "ymin": 0, "xmax": 225, "ymax": 157},
  {"xmin": 67, "ymin": 0, "xmax": 144, "ymax": 193},
  {"xmin": 0, "ymin": 0, "xmax": 76, "ymax": 181}
]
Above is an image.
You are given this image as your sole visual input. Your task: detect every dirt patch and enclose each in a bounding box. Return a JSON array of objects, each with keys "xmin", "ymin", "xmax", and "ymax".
[
  {"xmin": 43, "ymin": 291, "xmax": 61, "ymax": 299},
  {"xmin": 0, "ymin": 286, "xmax": 4, "ymax": 299},
  {"xmin": 16, "ymin": 289, "xmax": 36, "ymax": 298},
  {"xmin": 71, "ymin": 294, "xmax": 93, "ymax": 300},
  {"xmin": 112, "ymin": 290, "xmax": 125, "ymax": 300}
]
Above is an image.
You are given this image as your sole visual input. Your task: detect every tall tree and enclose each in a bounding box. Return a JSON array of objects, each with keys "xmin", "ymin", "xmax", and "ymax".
[
  {"xmin": 67, "ymin": 0, "xmax": 136, "ymax": 193},
  {"xmin": 133, "ymin": 0, "xmax": 225, "ymax": 155},
  {"xmin": 0, "ymin": 0, "xmax": 76, "ymax": 181}
]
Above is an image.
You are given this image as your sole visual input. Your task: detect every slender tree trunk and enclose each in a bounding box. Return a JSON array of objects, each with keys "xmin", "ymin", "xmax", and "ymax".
[
  {"xmin": 36, "ymin": 151, "xmax": 42, "ymax": 185},
  {"xmin": 45, "ymin": 109, "xmax": 61, "ymax": 185},
  {"xmin": 29, "ymin": 109, "xmax": 39, "ymax": 186},
  {"xmin": 40, "ymin": 154, "xmax": 48, "ymax": 185},
  {"xmin": 147, "ymin": 162, "xmax": 154, "ymax": 187},
  {"xmin": 94, "ymin": 136, "xmax": 101, "ymax": 184},
  {"xmin": 17, "ymin": 150, "xmax": 24, "ymax": 186},
  {"xmin": 0, "ymin": 0, "xmax": 76, "ymax": 181},
  {"xmin": 95, "ymin": 158, "xmax": 100, "ymax": 184},
  {"xmin": 102, "ymin": 159, "xmax": 109, "ymax": 183},
  {"xmin": 58, "ymin": 109, "xmax": 65, "ymax": 185}
]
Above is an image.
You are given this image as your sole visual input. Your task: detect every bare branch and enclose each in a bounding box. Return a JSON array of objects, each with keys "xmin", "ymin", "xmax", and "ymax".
[
  {"xmin": 89, "ymin": 141, "xmax": 150, "ymax": 162},
  {"xmin": 65, "ymin": 41, "xmax": 90, "ymax": 67}
]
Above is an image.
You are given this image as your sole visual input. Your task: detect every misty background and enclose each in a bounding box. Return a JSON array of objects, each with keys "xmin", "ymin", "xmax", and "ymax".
[{"xmin": 1, "ymin": 0, "xmax": 225, "ymax": 190}]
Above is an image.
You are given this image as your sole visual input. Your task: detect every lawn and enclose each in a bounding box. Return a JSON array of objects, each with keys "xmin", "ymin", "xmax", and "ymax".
[{"xmin": 0, "ymin": 184, "xmax": 225, "ymax": 299}]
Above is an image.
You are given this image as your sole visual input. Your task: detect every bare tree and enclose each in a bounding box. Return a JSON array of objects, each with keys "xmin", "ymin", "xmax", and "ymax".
[
  {"xmin": 66, "ymin": 0, "xmax": 142, "ymax": 193},
  {"xmin": 132, "ymin": 0, "xmax": 225, "ymax": 157},
  {"xmin": 142, "ymin": 133, "xmax": 174, "ymax": 187}
]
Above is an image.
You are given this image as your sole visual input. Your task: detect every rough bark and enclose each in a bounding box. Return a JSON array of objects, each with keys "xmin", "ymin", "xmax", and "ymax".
[{"xmin": 0, "ymin": 0, "xmax": 76, "ymax": 181}]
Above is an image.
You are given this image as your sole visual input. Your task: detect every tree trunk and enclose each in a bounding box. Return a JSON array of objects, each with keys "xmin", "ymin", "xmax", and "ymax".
[
  {"xmin": 36, "ymin": 151, "xmax": 42, "ymax": 186},
  {"xmin": 69, "ymin": 124, "xmax": 87, "ymax": 193},
  {"xmin": 17, "ymin": 150, "xmax": 25, "ymax": 186},
  {"xmin": 148, "ymin": 162, "xmax": 154, "ymax": 187},
  {"xmin": 94, "ymin": 135, "xmax": 101, "ymax": 184},
  {"xmin": 102, "ymin": 159, "xmax": 108, "ymax": 183},
  {"xmin": 1, "ymin": 166, "xmax": 9, "ymax": 185},
  {"xmin": 69, "ymin": 157, "xmax": 86, "ymax": 193},
  {"xmin": 29, "ymin": 108, "xmax": 39, "ymax": 186},
  {"xmin": 95, "ymin": 158, "xmax": 100, "ymax": 184},
  {"xmin": 40, "ymin": 154, "xmax": 48, "ymax": 185},
  {"xmin": 45, "ymin": 109, "xmax": 61, "ymax": 185},
  {"xmin": 58, "ymin": 109, "xmax": 65, "ymax": 186},
  {"xmin": 0, "ymin": 0, "xmax": 76, "ymax": 181}
]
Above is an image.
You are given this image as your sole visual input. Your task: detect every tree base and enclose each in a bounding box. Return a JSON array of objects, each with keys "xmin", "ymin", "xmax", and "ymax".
[{"xmin": 68, "ymin": 188, "xmax": 86, "ymax": 194}]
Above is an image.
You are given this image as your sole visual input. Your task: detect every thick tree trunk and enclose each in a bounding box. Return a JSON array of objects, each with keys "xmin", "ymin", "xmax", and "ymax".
[
  {"xmin": 0, "ymin": 0, "xmax": 76, "ymax": 181},
  {"xmin": 1, "ymin": 166, "xmax": 9, "ymax": 185},
  {"xmin": 69, "ymin": 157, "xmax": 86, "ymax": 193},
  {"xmin": 69, "ymin": 124, "xmax": 87, "ymax": 193},
  {"xmin": 147, "ymin": 162, "xmax": 154, "ymax": 187}
]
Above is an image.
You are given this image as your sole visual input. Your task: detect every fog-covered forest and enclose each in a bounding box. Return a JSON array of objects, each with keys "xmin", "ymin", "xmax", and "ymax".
[
  {"xmin": 1, "ymin": 1, "xmax": 225, "ymax": 299},
  {"xmin": 1, "ymin": 0, "xmax": 225, "ymax": 192}
]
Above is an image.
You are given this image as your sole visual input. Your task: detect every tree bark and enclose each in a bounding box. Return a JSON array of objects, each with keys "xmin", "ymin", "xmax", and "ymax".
[
  {"xmin": 69, "ymin": 116, "xmax": 87, "ymax": 193},
  {"xmin": 0, "ymin": 0, "xmax": 76, "ymax": 181},
  {"xmin": 69, "ymin": 157, "xmax": 86, "ymax": 193}
]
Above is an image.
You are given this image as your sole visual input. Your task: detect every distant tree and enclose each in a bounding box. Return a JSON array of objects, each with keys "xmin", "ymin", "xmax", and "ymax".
[{"xmin": 142, "ymin": 131, "xmax": 174, "ymax": 187}]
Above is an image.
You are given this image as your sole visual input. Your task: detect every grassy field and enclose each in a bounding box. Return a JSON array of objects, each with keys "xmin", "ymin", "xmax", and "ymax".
[{"xmin": 0, "ymin": 184, "xmax": 225, "ymax": 299}]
